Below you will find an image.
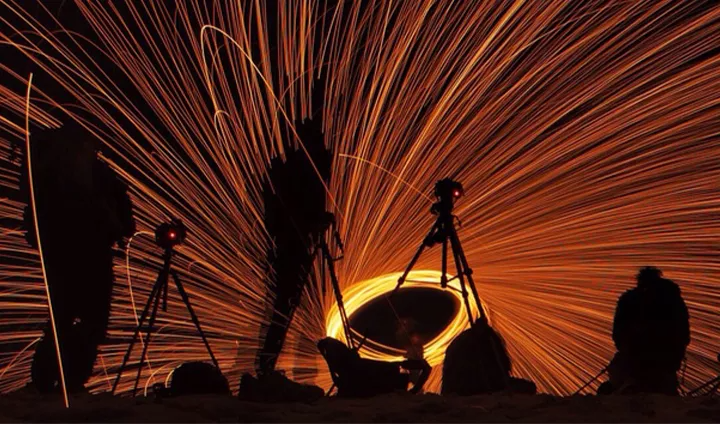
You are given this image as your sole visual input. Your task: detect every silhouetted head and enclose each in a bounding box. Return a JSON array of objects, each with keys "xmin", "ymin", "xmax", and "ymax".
[
  {"xmin": 396, "ymin": 317, "xmax": 419, "ymax": 347},
  {"xmin": 636, "ymin": 266, "xmax": 663, "ymax": 288}
]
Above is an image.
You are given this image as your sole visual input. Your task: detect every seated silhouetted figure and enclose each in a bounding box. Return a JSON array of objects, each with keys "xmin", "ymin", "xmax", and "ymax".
[
  {"xmin": 318, "ymin": 337, "xmax": 431, "ymax": 398},
  {"xmin": 442, "ymin": 317, "xmax": 536, "ymax": 395},
  {"xmin": 599, "ymin": 266, "xmax": 690, "ymax": 395},
  {"xmin": 396, "ymin": 319, "xmax": 425, "ymax": 391},
  {"xmin": 22, "ymin": 130, "xmax": 134, "ymax": 392}
]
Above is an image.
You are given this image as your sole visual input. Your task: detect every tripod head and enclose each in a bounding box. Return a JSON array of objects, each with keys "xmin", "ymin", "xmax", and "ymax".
[
  {"xmin": 430, "ymin": 178, "xmax": 463, "ymax": 217},
  {"xmin": 155, "ymin": 218, "xmax": 186, "ymax": 250},
  {"xmin": 153, "ymin": 219, "xmax": 187, "ymax": 311},
  {"xmin": 113, "ymin": 218, "xmax": 219, "ymax": 396},
  {"xmin": 314, "ymin": 211, "xmax": 344, "ymax": 254},
  {"xmin": 422, "ymin": 179, "xmax": 464, "ymax": 248}
]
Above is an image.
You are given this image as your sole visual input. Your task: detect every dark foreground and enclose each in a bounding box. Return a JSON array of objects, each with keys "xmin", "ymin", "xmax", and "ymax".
[{"xmin": 2, "ymin": 390, "xmax": 720, "ymax": 423}]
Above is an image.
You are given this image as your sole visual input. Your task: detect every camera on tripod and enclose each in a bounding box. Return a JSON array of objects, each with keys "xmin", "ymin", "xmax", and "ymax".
[
  {"xmin": 430, "ymin": 178, "xmax": 463, "ymax": 216},
  {"xmin": 113, "ymin": 218, "xmax": 219, "ymax": 396},
  {"xmin": 155, "ymin": 219, "xmax": 187, "ymax": 249},
  {"xmin": 395, "ymin": 178, "xmax": 484, "ymax": 322}
]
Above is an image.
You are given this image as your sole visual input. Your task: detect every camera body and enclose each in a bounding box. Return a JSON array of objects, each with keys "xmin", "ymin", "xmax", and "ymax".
[
  {"xmin": 434, "ymin": 178, "xmax": 464, "ymax": 200},
  {"xmin": 430, "ymin": 178, "xmax": 463, "ymax": 216},
  {"xmin": 155, "ymin": 219, "xmax": 187, "ymax": 249}
]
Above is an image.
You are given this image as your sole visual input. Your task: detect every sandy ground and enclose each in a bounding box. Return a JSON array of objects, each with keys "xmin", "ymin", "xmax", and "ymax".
[{"xmin": 2, "ymin": 390, "xmax": 720, "ymax": 422}]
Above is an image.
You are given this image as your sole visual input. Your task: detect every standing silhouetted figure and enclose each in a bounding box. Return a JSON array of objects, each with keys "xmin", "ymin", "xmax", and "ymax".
[
  {"xmin": 442, "ymin": 317, "xmax": 536, "ymax": 395},
  {"xmin": 600, "ymin": 266, "xmax": 690, "ymax": 395},
  {"xmin": 241, "ymin": 2, "xmax": 351, "ymax": 400},
  {"xmin": 255, "ymin": 117, "xmax": 331, "ymax": 377},
  {"xmin": 22, "ymin": 128, "xmax": 134, "ymax": 392}
]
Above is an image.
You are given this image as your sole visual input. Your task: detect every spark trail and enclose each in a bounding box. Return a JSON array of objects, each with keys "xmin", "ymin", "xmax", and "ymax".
[{"xmin": 0, "ymin": 0, "xmax": 718, "ymax": 395}]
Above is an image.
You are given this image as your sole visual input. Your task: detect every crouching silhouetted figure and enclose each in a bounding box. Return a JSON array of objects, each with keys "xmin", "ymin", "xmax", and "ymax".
[
  {"xmin": 599, "ymin": 266, "xmax": 690, "ymax": 395},
  {"xmin": 442, "ymin": 317, "xmax": 536, "ymax": 395},
  {"xmin": 318, "ymin": 337, "xmax": 431, "ymax": 398},
  {"xmin": 168, "ymin": 362, "xmax": 230, "ymax": 397}
]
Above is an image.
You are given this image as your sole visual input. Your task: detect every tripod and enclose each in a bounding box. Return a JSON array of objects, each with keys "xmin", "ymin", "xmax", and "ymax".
[
  {"xmin": 393, "ymin": 179, "xmax": 484, "ymax": 326},
  {"xmin": 687, "ymin": 353, "xmax": 720, "ymax": 396},
  {"xmin": 316, "ymin": 212, "xmax": 356, "ymax": 350},
  {"xmin": 689, "ymin": 376, "xmax": 720, "ymax": 397},
  {"xmin": 315, "ymin": 212, "xmax": 370, "ymax": 396},
  {"xmin": 572, "ymin": 365, "xmax": 609, "ymax": 395},
  {"xmin": 112, "ymin": 246, "xmax": 219, "ymax": 396}
]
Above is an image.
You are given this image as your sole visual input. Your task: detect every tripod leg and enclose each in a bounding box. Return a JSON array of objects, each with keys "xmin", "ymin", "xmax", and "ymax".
[
  {"xmin": 162, "ymin": 273, "xmax": 169, "ymax": 311},
  {"xmin": 171, "ymin": 271, "xmax": 220, "ymax": 369},
  {"xmin": 324, "ymin": 242, "xmax": 354, "ymax": 348},
  {"xmin": 573, "ymin": 366, "xmax": 608, "ymax": 395},
  {"xmin": 441, "ymin": 238, "xmax": 448, "ymax": 289},
  {"xmin": 395, "ymin": 242, "xmax": 427, "ymax": 293},
  {"xmin": 449, "ymin": 228, "xmax": 513, "ymax": 389},
  {"xmin": 111, "ymin": 274, "xmax": 164, "ymax": 394},
  {"xmin": 686, "ymin": 375, "xmax": 720, "ymax": 396},
  {"xmin": 394, "ymin": 218, "xmax": 443, "ymax": 293},
  {"xmin": 449, "ymin": 229, "xmax": 483, "ymax": 318},
  {"xmin": 334, "ymin": 285, "xmax": 353, "ymax": 348},
  {"xmin": 320, "ymin": 249, "xmax": 327, "ymax": 297},
  {"xmin": 132, "ymin": 283, "xmax": 163, "ymax": 396},
  {"xmin": 709, "ymin": 379, "xmax": 720, "ymax": 397},
  {"xmin": 451, "ymin": 246, "xmax": 474, "ymax": 326}
]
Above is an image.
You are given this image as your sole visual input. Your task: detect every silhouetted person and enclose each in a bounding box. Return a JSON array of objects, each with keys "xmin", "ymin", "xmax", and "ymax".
[
  {"xmin": 599, "ymin": 266, "xmax": 690, "ymax": 395},
  {"xmin": 21, "ymin": 128, "xmax": 134, "ymax": 392},
  {"xmin": 442, "ymin": 317, "xmax": 536, "ymax": 395},
  {"xmin": 317, "ymin": 337, "xmax": 431, "ymax": 398},
  {"xmin": 396, "ymin": 318, "xmax": 425, "ymax": 390},
  {"xmin": 255, "ymin": 116, "xmax": 331, "ymax": 376},
  {"xmin": 246, "ymin": 0, "xmax": 347, "ymax": 397},
  {"xmin": 239, "ymin": 113, "xmax": 330, "ymax": 401}
]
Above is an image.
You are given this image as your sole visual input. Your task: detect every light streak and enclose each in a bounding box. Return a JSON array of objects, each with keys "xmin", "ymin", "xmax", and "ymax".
[{"xmin": 24, "ymin": 73, "xmax": 69, "ymax": 407}]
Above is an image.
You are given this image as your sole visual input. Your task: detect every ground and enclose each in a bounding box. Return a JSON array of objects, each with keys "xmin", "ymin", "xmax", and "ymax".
[{"xmin": 2, "ymin": 390, "xmax": 720, "ymax": 422}]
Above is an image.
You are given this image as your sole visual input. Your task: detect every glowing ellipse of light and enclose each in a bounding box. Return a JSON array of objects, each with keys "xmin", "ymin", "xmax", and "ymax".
[{"xmin": 325, "ymin": 270, "xmax": 485, "ymax": 371}]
